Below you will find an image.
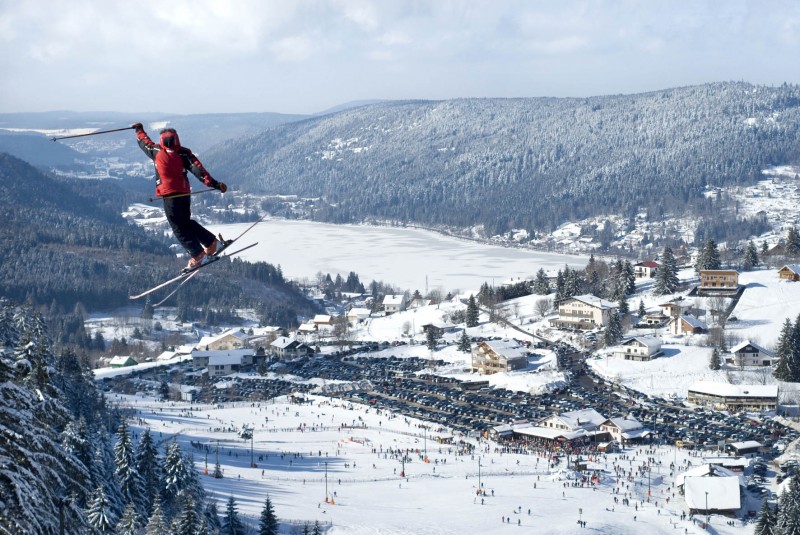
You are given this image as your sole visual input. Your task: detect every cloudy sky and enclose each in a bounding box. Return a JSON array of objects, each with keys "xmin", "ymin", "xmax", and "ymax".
[{"xmin": 1, "ymin": 0, "xmax": 799, "ymax": 115}]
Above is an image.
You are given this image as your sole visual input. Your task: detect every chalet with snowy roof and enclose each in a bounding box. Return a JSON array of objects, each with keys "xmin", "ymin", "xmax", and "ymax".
[
  {"xmin": 270, "ymin": 336, "xmax": 313, "ymax": 360},
  {"xmin": 550, "ymin": 294, "xmax": 618, "ymax": 330},
  {"xmin": 778, "ymin": 264, "xmax": 800, "ymax": 281},
  {"xmin": 497, "ymin": 421, "xmax": 597, "ymax": 444},
  {"xmin": 313, "ymin": 314, "xmax": 334, "ymax": 326},
  {"xmin": 698, "ymin": 269, "xmax": 740, "ymax": 293},
  {"xmin": 539, "ymin": 408, "xmax": 606, "ymax": 433},
  {"xmin": 191, "ymin": 349, "xmax": 254, "ymax": 372},
  {"xmin": 346, "ymin": 307, "xmax": 371, "ymax": 325},
  {"xmin": 613, "ymin": 336, "xmax": 663, "ymax": 361},
  {"xmin": 683, "ymin": 475, "xmax": 742, "ymax": 516},
  {"xmin": 659, "ymin": 299, "xmax": 692, "ymax": 319},
  {"xmin": 206, "ymin": 354, "xmax": 244, "ymax": 377},
  {"xmin": 641, "ymin": 311, "xmax": 669, "ymax": 326},
  {"xmin": 726, "ymin": 341, "xmax": 776, "ymax": 367},
  {"xmin": 600, "ymin": 416, "xmax": 650, "ymax": 444},
  {"xmin": 382, "ymin": 294, "xmax": 406, "ymax": 314},
  {"xmin": 407, "ymin": 297, "xmax": 432, "ymax": 309},
  {"xmin": 110, "ymin": 356, "xmax": 137, "ymax": 368},
  {"xmin": 634, "ymin": 261, "xmax": 659, "ymax": 279},
  {"xmin": 676, "ymin": 464, "xmax": 744, "ymax": 490},
  {"xmin": 197, "ymin": 329, "xmax": 250, "ymax": 351},
  {"xmin": 726, "ymin": 441, "xmax": 763, "ymax": 456},
  {"xmin": 421, "ymin": 321, "xmax": 457, "ymax": 337},
  {"xmin": 687, "ymin": 381, "xmax": 778, "ymax": 412},
  {"xmin": 471, "ymin": 340, "xmax": 529, "ymax": 375},
  {"xmin": 668, "ymin": 314, "xmax": 707, "ymax": 336}
]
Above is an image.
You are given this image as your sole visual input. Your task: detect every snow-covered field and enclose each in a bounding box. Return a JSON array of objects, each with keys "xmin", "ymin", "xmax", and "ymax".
[{"xmin": 117, "ymin": 393, "xmax": 756, "ymax": 534}]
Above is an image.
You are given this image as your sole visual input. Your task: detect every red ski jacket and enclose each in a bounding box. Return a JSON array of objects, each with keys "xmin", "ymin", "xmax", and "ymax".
[{"xmin": 135, "ymin": 128, "xmax": 219, "ymax": 197}]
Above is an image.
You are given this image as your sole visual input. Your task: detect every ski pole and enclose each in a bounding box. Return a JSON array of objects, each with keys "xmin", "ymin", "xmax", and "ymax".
[
  {"xmin": 51, "ymin": 126, "xmax": 136, "ymax": 142},
  {"xmin": 147, "ymin": 189, "xmax": 217, "ymax": 202}
]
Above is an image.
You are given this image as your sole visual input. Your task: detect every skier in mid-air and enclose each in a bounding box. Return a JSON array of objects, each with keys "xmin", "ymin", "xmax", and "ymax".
[{"xmin": 132, "ymin": 123, "xmax": 228, "ymax": 270}]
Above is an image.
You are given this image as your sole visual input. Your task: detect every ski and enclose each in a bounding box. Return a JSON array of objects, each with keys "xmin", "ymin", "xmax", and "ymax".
[
  {"xmin": 129, "ymin": 242, "xmax": 258, "ymax": 300},
  {"xmin": 129, "ymin": 214, "xmax": 266, "ymax": 300}
]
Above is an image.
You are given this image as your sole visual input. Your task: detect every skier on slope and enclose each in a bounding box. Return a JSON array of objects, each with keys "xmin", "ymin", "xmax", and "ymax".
[{"xmin": 132, "ymin": 123, "xmax": 228, "ymax": 269}]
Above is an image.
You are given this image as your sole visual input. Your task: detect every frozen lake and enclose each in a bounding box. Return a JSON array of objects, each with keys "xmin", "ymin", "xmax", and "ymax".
[{"xmin": 211, "ymin": 219, "xmax": 588, "ymax": 293}]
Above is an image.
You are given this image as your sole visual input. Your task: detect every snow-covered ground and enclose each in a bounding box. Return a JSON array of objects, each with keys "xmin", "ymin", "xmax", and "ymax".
[{"xmin": 117, "ymin": 392, "xmax": 757, "ymax": 534}]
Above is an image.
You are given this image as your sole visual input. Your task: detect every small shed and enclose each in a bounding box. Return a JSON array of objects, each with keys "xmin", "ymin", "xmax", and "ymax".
[{"xmin": 110, "ymin": 356, "xmax": 137, "ymax": 368}]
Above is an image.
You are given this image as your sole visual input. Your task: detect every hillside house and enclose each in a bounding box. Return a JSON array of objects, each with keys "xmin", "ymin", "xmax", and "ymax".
[
  {"xmin": 197, "ymin": 329, "xmax": 250, "ymax": 351},
  {"xmin": 600, "ymin": 416, "xmax": 650, "ymax": 444},
  {"xmin": 539, "ymin": 408, "xmax": 607, "ymax": 433},
  {"xmin": 346, "ymin": 307, "xmax": 371, "ymax": 325},
  {"xmin": 727, "ymin": 341, "xmax": 776, "ymax": 367},
  {"xmin": 313, "ymin": 314, "xmax": 334, "ymax": 327},
  {"xmin": 191, "ymin": 349, "xmax": 255, "ymax": 371},
  {"xmin": 641, "ymin": 311, "xmax": 669, "ymax": 326},
  {"xmin": 687, "ymin": 381, "xmax": 778, "ymax": 412},
  {"xmin": 668, "ymin": 314, "xmax": 707, "ymax": 336},
  {"xmin": 683, "ymin": 475, "xmax": 742, "ymax": 516},
  {"xmin": 659, "ymin": 299, "xmax": 692, "ymax": 319},
  {"xmin": 613, "ymin": 336, "xmax": 663, "ymax": 361},
  {"xmin": 382, "ymin": 294, "xmax": 406, "ymax": 314},
  {"xmin": 270, "ymin": 336, "xmax": 313, "ymax": 360},
  {"xmin": 549, "ymin": 294, "xmax": 618, "ymax": 330},
  {"xmin": 421, "ymin": 321, "xmax": 457, "ymax": 337},
  {"xmin": 471, "ymin": 340, "xmax": 529, "ymax": 375},
  {"xmin": 110, "ymin": 356, "xmax": 137, "ymax": 368},
  {"xmin": 634, "ymin": 261, "xmax": 659, "ymax": 279},
  {"xmin": 206, "ymin": 354, "xmax": 244, "ymax": 377},
  {"xmin": 778, "ymin": 264, "xmax": 800, "ymax": 281},
  {"xmin": 699, "ymin": 269, "xmax": 739, "ymax": 291}
]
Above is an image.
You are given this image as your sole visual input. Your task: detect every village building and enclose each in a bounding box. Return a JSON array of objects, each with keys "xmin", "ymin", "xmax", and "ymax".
[
  {"xmin": 640, "ymin": 311, "xmax": 669, "ymax": 327},
  {"xmin": 668, "ymin": 314, "xmax": 708, "ymax": 336},
  {"xmin": 687, "ymin": 381, "xmax": 778, "ymax": 412},
  {"xmin": 191, "ymin": 349, "xmax": 255, "ymax": 372},
  {"xmin": 549, "ymin": 294, "xmax": 618, "ymax": 330},
  {"xmin": 421, "ymin": 321, "xmax": 457, "ymax": 337},
  {"xmin": 109, "ymin": 356, "xmax": 137, "ymax": 368},
  {"xmin": 726, "ymin": 340, "xmax": 776, "ymax": 367},
  {"xmin": 407, "ymin": 297, "xmax": 432, "ymax": 309},
  {"xmin": 205, "ymin": 354, "xmax": 244, "ymax": 377},
  {"xmin": 777, "ymin": 264, "xmax": 800, "ymax": 282},
  {"xmin": 599, "ymin": 415, "xmax": 650, "ymax": 444},
  {"xmin": 726, "ymin": 441, "xmax": 764, "ymax": 457},
  {"xmin": 471, "ymin": 340, "xmax": 529, "ymax": 375},
  {"xmin": 698, "ymin": 269, "xmax": 740, "ymax": 292},
  {"xmin": 539, "ymin": 408, "xmax": 607, "ymax": 433},
  {"xmin": 382, "ymin": 294, "xmax": 406, "ymax": 314},
  {"xmin": 612, "ymin": 336, "xmax": 663, "ymax": 361},
  {"xmin": 270, "ymin": 336, "xmax": 313, "ymax": 360},
  {"xmin": 659, "ymin": 299, "xmax": 692, "ymax": 319},
  {"xmin": 633, "ymin": 261, "xmax": 659, "ymax": 279},
  {"xmin": 313, "ymin": 314, "xmax": 335, "ymax": 327},
  {"xmin": 196, "ymin": 329, "xmax": 251, "ymax": 351},
  {"xmin": 346, "ymin": 307, "xmax": 371, "ymax": 325},
  {"xmin": 682, "ymin": 473, "xmax": 742, "ymax": 517}
]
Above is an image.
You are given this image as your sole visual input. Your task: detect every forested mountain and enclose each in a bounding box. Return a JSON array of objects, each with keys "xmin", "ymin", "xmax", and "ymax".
[
  {"xmin": 205, "ymin": 82, "xmax": 800, "ymax": 236},
  {"xmin": 0, "ymin": 153, "xmax": 318, "ymax": 328}
]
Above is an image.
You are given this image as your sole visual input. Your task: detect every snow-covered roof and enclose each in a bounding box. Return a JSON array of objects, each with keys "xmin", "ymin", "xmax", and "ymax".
[
  {"xmin": 383, "ymin": 294, "xmax": 405, "ymax": 306},
  {"xmin": 313, "ymin": 314, "xmax": 333, "ymax": 323},
  {"xmin": 779, "ymin": 264, "xmax": 800, "ymax": 274},
  {"xmin": 110, "ymin": 356, "xmax": 136, "ymax": 365},
  {"xmin": 677, "ymin": 314, "xmax": 707, "ymax": 329},
  {"xmin": 347, "ymin": 307, "xmax": 371, "ymax": 318},
  {"xmin": 192, "ymin": 349, "xmax": 253, "ymax": 358},
  {"xmin": 555, "ymin": 409, "xmax": 606, "ymax": 430},
  {"xmin": 635, "ymin": 261, "xmax": 659, "ymax": 268},
  {"xmin": 514, "ymin": 426, "xmax": 595, "ymax": 441},
  {"xmin": 565, "ymin": 294, "xmax": 617, "ymax": 310},
  {"xmin": 729, "ymin": 340, "xmax": 774, "ymax": 356},
  {"xmin": 684, "ymin": 477, "xmax": 741, "ymax": 511},
  {"xmin": 605, "ymin": 416, "xmax": 643, "ymax": 432},
  {"xmin": 197, "ymin": 328, "xmax": 249, "ymax": 348},
  {"xmin": 730, "ymin": 440, "xmax": 763, "ymax": 450},
  {"xmin": 271, "ymin": 336, "xmax": 309, "ymax": 350},
  {"xmin": 208, "ymin": 354, "xmax": 244, "ymax": 366},
  {"xmin": 676, "ymin": 464, "xmax": 741, "ymax": 487},
  {"xmin": 688, "ymin": 381, "xmax": 778, "ymax": 398},
  {"xmin": 620, "ymin": 336, "xmax": 662, "ymax": 353},
  {"xmin": 481, "ymin": 340, "xmax": 529, "ymax": 360}
]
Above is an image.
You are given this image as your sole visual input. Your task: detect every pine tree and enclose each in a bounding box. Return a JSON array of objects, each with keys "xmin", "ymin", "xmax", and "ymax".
[
  {"xmin": 259, "ymin": 496, "xmax": 280, "ymax": 535},
  {"xmin": 221, "ymin": 495, "xmax": 246, "ymax": 535},
  {"xmin": 312, "ymin": 520, "xmax": 323, "ymax": 535},
  {"xmin": 777, "ymin": 475, "xmax": 800, "ymax": 534},
  {"xmin": 533, "ymin": 268, "xmax": 550, "ymax": 295},
  {"xmin": 465, "ymin": 295, "xmax": 479, "ymax": 327},
  {"xmin": 623, "ymin": 260, "xmax": 636, "ymax": 295},
  {"xmin": 115, "ymin": 419, "xmax": 144, "ymax": 516},
  {"xmin": 637, "ymin": 300, "xmax": 647, "ymax": 318},
  {"xmin": 709, "ymin": 347, "xmax": 721, "ymax": 370},
  {"xmin": 457, "ymin": 331, "xmax": 472, "ymax": 353},
  {"xmin": 145, "ymin": 500, "xmax": 168, "ymax": 535},
  {"xmin": 87, "ymin": 486, "xmax": 116, "ymax": 534},
  {"xmin": 135, "ymin": 427, "xmax": 161, "ymax": 517},
  {"xmin": 754, "ymin": 498, "xmax": 776, "ymax": 535},
  {"xmin": 743, "ymin": 240, "xmax": 759, "ymax": 271},
  {"xmin": 654, "ymin": 247, "xmax": 680, "ymax": 295},
  {"xmin": 425, "ymin": 327, "xmax": 439, "ymax": 351},
  {"xmin": 172, "ymin": 494, "xmax": 199, "ymax": 535},
  {"xmin": 774, "ymin": 318, "xmax": 795, "ymax": 381},
  {"xmin": 162, "ymin": 439, "xmax": 193, "ymax": 515},
  {"xmin": 117, "ymin": 502, "xmax": 140, "ymax": 535},
  {"xmin": 618, "ymin": 293, "xmax": 629, "ymax": 315},
  {"xmin": 788, "ymin": 227, "xmax": 800, "ymax": 258},
  {"xmin": 604, "ymin": 310, "xmax": 623, "ymax": 346}
]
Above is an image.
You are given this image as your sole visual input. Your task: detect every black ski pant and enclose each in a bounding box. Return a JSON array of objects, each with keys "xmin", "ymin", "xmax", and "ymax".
[{"xmin": 163, "ymin": 195, "xmax": 215, "ymax": 258}]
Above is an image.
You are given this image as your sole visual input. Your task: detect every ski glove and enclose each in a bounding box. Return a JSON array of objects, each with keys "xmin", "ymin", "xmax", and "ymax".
[
  {"xmin": 131, "ymin": 122, "xmax": 144, "ymax": 132},
  {"xmin": 216, "ymin": 181, "xmax": 228, "ymax": 193}
]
